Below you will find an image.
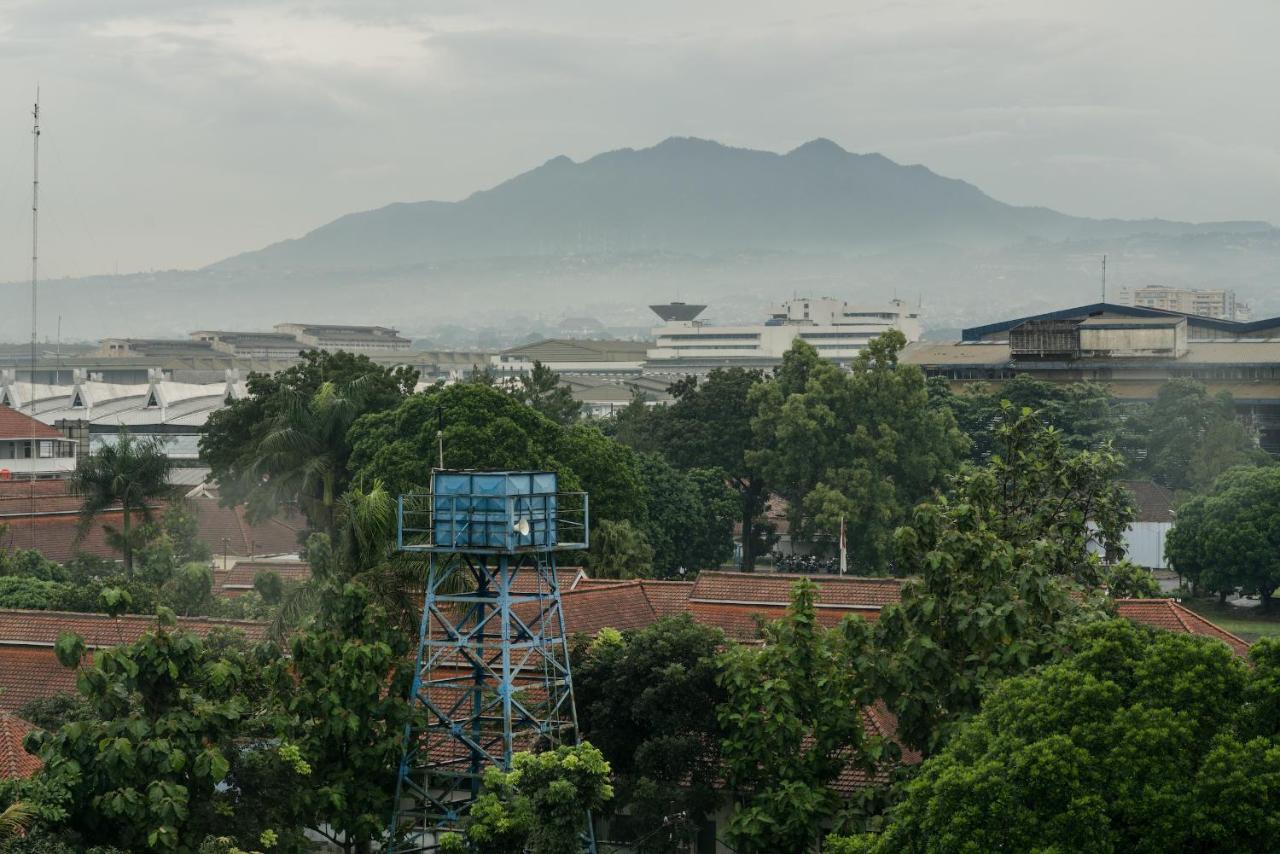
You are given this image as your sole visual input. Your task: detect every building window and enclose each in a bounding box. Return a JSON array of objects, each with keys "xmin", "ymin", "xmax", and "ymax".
[{"xmin": 38, "ymin": 441, "xmax": 54, "ymax": 459}]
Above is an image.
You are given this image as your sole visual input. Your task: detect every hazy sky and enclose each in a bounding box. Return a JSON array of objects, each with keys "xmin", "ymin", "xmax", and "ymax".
[{"xmin": 0, "ymin": 0, "xmax": 1277, "ymax": 281}]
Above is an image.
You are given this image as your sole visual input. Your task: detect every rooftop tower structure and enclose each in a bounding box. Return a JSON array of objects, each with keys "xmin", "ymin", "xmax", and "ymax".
[{"xmin": 388, "ymin": 471, "xmax": 592, "ymax": 852}]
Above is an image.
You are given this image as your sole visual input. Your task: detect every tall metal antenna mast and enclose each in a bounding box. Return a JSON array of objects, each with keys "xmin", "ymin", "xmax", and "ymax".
[
  {"xmin": 28, "ymin": 89, "xmax": 41, "ymax": 549},
  {"xmin": 1101, "ymin": 254, "xmax": 1107, "ymax": 304},
  {"xmin": 30, "ymin": 89, "xmax": 40, "ymax": 409}
]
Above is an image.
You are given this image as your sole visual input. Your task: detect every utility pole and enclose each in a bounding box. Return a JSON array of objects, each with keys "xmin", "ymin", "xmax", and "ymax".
[{"xmin": 30, "ymin": 89, "xmax": 39, "ymax": 406}]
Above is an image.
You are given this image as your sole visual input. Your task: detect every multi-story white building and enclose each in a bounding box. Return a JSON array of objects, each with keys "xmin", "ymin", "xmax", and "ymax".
[
  {"xmin": 644, "ymin": 298, "xmax": 922, "ymax": 375},
  {"xmin": 0, "ymin": 406, "xmax": 78, "ymax": 480},
  {"xmin": 1125, "ymin": 286, "xmax": 1252, "ymax": 322}
]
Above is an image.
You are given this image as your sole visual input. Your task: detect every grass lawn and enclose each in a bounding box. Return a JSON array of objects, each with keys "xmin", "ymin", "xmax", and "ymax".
[{"xmin": 1182, "ymin": 598, "xmax": 1280, "ymax": 643}]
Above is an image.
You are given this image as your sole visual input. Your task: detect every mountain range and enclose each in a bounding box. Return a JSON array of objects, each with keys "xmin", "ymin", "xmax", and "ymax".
[
  {"xmin": 4, "ymin": 137, "xmax": 1278, "ymax": 341},
  {"xmin": 212, "ymin": 136, "xmax": 1271, "ymax": 274}
]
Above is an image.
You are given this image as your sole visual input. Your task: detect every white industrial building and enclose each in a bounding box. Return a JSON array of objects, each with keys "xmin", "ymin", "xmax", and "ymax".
[
  {"xmin": 0, "ymin": 369, "xmax": 246, "ymax": 461},
  {"xmin": 644, "ymin": 297, "xmax": 922, "ymax": 376}
]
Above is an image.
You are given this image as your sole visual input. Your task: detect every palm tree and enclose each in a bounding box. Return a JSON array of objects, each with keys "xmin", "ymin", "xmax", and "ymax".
[
  {"xmin": 251, "ymin": 380, "xmax": 368, "ymax": 539},
  {"xmin": 0, "ymin": 801, "xmax": 34, "ymax": 841},
  {"xmin": 71, "ymin": 428, "xmax": 173, "ymax": 575},
  {"xmin": 269, "ymin": 478, "xmax": 438, "ymax": 640}
]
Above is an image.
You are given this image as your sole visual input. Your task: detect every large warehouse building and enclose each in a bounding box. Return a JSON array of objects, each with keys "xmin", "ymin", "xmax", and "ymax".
[{"xmin": 903, "ymin": 302, "xmax": 1280, "ymax": 453}]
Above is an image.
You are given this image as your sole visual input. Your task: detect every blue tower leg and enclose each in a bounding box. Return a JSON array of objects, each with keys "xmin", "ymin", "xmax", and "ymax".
[{"xmin": 388, "ymin": 475, "xmax": 595, "ymax": 853}]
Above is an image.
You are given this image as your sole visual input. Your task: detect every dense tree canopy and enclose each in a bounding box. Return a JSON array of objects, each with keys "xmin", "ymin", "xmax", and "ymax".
[
  {"xmin": 1123, "ymin": 378, "xmax": 1268, "ymax": 492},
  {"xmin": 437, "ymin": 744, "xmax": 613, "ymax": 854},
  {"xmin": 347, "ymin": 382, "xmax": 647, "ymax": 536},
  {"xmin": 718, "ymin": 580, "xmax": 876, "ymax": 852},
  {"xmin": 513, "ymin": 361, "xmax": 583, "ymax": 425},
  {"xmin": 635, "ymin": 454, "xmax": 736, "ymax": 575},
  {"xmin": 751, "ymin": 334, "xmax": 968, "ymax": 573},
  {"xmin": 838, "ymin": 620, "xmax": 1280, "ymax": 853},
  {"xmin": 868, "ymin": 406, "xmax": 1131, "ymax": 755},
  {"xmin": 200, "ymin": 350, "xmax": 418, "ymax": 536},
  {"xmin": 942, "ymin": 375, "xmax": 1122, "ymax": 462},
  {"xmin": 574, "ymin": 617, "xmax": 726, "ymax": 852},
  {"xmin": 25, "ymin": 621, "xmax": 297, "ymax": 851},
  {"xmin": 611, "ymin": 368, "xmax": 774, "ymax": 568},
  {"xmin": 1167, "ymin": 465, "xmax": 1280, "ymax": 607}
]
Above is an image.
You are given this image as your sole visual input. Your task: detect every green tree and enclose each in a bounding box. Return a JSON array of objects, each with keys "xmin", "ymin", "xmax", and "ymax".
[
  {"xmin": 201, "ymin": 350, "xmax": 417, "ymax": 538},
  {"xmin": 348, "ymin": 383, "xmax": 647, "ymax": 534},
  {"xmin": 717, "ymin": 579, "xmax": 875, "ymax": 852},
  {"xmin": 616, "ymin": 368, "xmax": 774, "ymax": 570},
  {"xmin": 943, "ymin": 374, "xmax": 1121, "ymax": 462},
  {"xmin": 0, "ymin": 577, "xmax": 73, "ymax": 610},
  {"xmin": 751, "ymin": 334, "xmax": 968, "ymax": 573},
  {"xmin": 839, "ymin": 620, "xmax": 1280, "ymax": 853},
  {"xmin": 70, "ymin": 429, "xmax": 173, "ymax": 575},
  {"xmin": 636, "ymin": 454, "xmax": 736, "ymax": 575},
  {"xmin": 574, "ymin": 617, "xmax": 726, "ymax": 852},
  {"xmin": 870, "ymin": 406, "xmax": 1131, "ymax": 755},
  {"xmin": 267, "ymin": 582, "xmax": 417, "ymax": 854},
  {"xmin": 1167, "ymin": 465, "xmax": 1280, "ymax": 608},
  {"xmin": 585, "ymin": 519, "xmax": 653, "ymax": 580},
  {"xmin": 514, "ymin": 361, "xmax": 582, "ymax": 425},
  {"xmin": 1104, "ymin": 561, "xmax": 1162, "ymax": 598},
  {"xmin": 158, "ymin": 562, "xmax": 216, "ymax": 617},
  {"xmin": 26, "ymin": 621, "xmax": 299, "ymax": 851},
  {"xmin": 1124, "ymin": 379, "xmax": 1267, "ymax": 492},
  {"xmin": 436, "ymin": 744, "xmax": 613, "ymax": 854}
]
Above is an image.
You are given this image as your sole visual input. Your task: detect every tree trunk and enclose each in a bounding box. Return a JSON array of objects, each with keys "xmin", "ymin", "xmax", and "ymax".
[
  {"xmin": 121, "ymin": 500, "xmax": 133, "ymax": 576},
  {"xmin": 740, "ymin": 479, "xmax": 765, "ymax": 572}
]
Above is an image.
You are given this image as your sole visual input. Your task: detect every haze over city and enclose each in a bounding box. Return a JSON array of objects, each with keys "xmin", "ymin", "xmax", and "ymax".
[{"xmin": 0, "ymin": 0, "xmax": 1277, "ymax": 285}]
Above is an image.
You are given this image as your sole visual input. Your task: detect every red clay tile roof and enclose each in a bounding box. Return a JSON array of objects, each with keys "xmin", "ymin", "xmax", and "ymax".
[
  {"xmin": 0, "ymin": 608, "xmax": 268, "ymax": 649},
  {"xmin": 689, "ymin": 571, "xmax": 903, "ymax": 609},
  {"xmin": 0, "ymin": 509, "xmax": 147, "ymax": 562},
  {"xmin": 1115, "ymin": 598, "xmax": 1251, "ymax": 657},
  {"xmin": 0, "ymin": 405, "xmax": 63, "ymax": 441},
  {"xmin": 214, "ymin": 560, "xmax": 312, "ymax": 595},
  {"xmin": 639, "ymin": 580, "xmax": 694, "ymax": 617},
  {"xmin": 0, "ymin": 610, "xmax": 270, "ymax": 713},
  {"xmin": 0, "ymin": 713, "xmax": 41, "ymax": 780},
  {"xmin": 1120, "ymin": 481, "xmax": 1176, "ymax": 524},
  {"xmin": 0, "ymin": 646, "xmax": 78, "ymax": 714},
  {"xmin": 194, "ymin": 497, "xmax": 305, "ymax": 558},
  {"xmin": 559, "ymin": 582, "xmax": 658, "ymax": 636},
  {"xmin": 688, "ymin": 600, "xmax": 879, "ymax": 642}
]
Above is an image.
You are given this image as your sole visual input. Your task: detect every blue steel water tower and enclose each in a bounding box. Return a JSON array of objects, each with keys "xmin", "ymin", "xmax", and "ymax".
[{"xmin": 388, "ymin": 471, "xmax": 593, "ymax": 852}]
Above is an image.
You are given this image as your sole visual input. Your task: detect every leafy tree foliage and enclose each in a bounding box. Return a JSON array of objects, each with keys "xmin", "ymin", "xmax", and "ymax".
[
  {"xmin": 348, "ymin": 382, "xmax": 646, "ymax": 532},
  {"xmin": 437, "ymin": 744, "xmax": 613, "ymax": 854},
  {"xmin": 1167, "ymin": 465, "xmax": 1280, "ymax": 607},
  {"xmin": 636, "ymin": 454, "xmax": 736, "ymax": 575},
  {"xmin": 0, "ymin": 577, "xmax": 74, "ymax": 610},
  {"xmin": 1103, "ymin": 562, "xmax": 1162, "ymax": 598},
  {"xmin": 513, "ymin": 361, "xmax": 582, "ymax": 425},
  {"xmin": 71, "ymin": 429, "xmax": 173, "ymax": 574},
  {"xmin": 585, "ymin": 519, "xmax": 653, "ymax": 580},
  {"xmin": 25, "ymin": 621, "xmax": 297, "ymax": 851},
  {"xmin": 574, "ymin": 617, "xmax": 726, "ymax": 852},
  {"xmin": 839, "ymin": 620, "xmax": 1280, "ymax": 853},
  {"xmin": 267, "ymin": 582, "xmax": 417, "ymax": 853},
  {"xmin": 1123, "ymin": 378, "xmax": 1268, "ymax": 492},
  {"xmin": 751, "ymin": 334, "xmax": 968, "ymax": 573},
  {"xmin": 200, "ymin": 350, "xmax": 417, "ymax": 537},
  {"xmin": 943, "ymin": 375, "xmax": 1122, "ymax": 461},
  {"xmin": 717, "ymin": 579, "xmax": 875, "ymax": 852},
  {"xmin": 614, "ymin": 368, "xmax": 775, "ymax": 569},
  {"xmin": 869, "ymin": 406, "xmax": 1130, "ymax": 755}
]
